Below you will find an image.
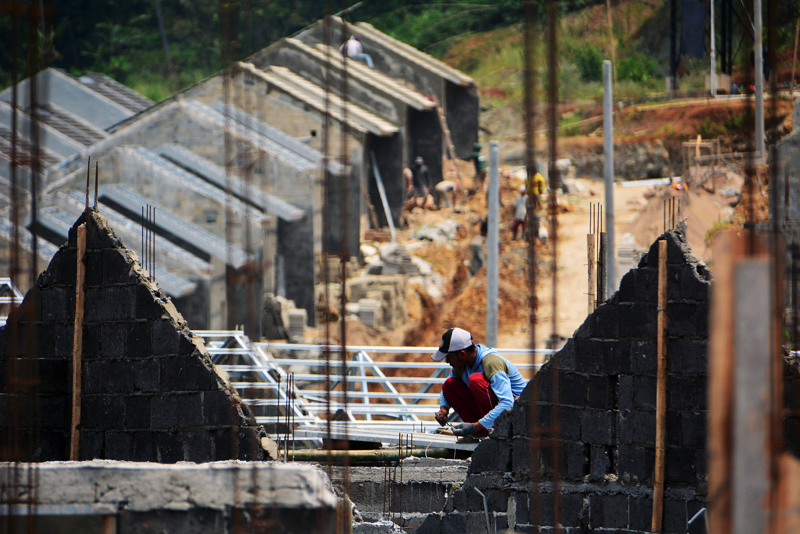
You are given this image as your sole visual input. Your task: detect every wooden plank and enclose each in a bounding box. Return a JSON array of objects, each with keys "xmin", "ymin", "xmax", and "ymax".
[
  {"xmin": 651, "ymin": 239, "xmax": 668, "ymax": 532},
  {"xmin": 70, "ymin": 223, "xmax": 87, "ymax": 461}
]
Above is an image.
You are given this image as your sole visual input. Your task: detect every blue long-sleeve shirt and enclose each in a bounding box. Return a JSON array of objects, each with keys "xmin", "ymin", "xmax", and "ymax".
[{"xmin": 439, "ymin": 344, "xmax": 527, "ymax": 428}]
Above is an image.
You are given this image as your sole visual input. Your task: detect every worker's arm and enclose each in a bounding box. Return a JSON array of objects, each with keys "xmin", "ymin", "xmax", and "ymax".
[{"xmin": 478, "ymin": 372, "xmax": 514, "ymax": 429}]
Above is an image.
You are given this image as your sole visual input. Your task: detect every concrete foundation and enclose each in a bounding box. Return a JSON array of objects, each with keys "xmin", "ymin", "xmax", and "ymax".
[{"xmin": 0, "ymin": 461, "xmax": 337, "ymax": 534}]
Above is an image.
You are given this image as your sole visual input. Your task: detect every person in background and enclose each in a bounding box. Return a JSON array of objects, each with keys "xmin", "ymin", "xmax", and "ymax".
[
  {"xmin": 460, "ymin": 142, "xmax": 488, "ymax": 194},
  {"xmin": 410, "ymin": 156, "xmax": 432, "ymax": 208},
  {"xmin": 341, "ymin": 34, "xmax": 374, "ymax": 69},
  {"xmin": 525, "ymin": 163, "xmax": 546, "ymax": 241},
  {"xmin": 434, "ymin": 180, "xmax": 461, "ymax": 209},
  {"xmin": 432, "ymin": 327, "xmax": 527, "ymax": 441},
  {"xmin": 511, "ymin": 185, "xmax": 527, "ymax": 240}
]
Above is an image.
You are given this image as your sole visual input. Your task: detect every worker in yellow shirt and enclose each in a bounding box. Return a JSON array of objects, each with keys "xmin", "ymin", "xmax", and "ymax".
[{"xmin": 525, "ymin": 164, "xmax": 546, "ymax": 242}]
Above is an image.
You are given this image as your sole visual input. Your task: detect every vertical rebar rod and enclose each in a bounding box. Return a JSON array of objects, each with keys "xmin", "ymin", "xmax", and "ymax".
[{"xmin": 603, "ymin": 60, "xmax": 616, "ymax": 298}]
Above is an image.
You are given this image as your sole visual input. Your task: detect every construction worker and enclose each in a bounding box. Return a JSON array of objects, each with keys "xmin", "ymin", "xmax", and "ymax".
[
  {"xmin": 410, "ymin": 157, "xmax": 432, "ymax": 208},
  {"xmin": 341, "ymin": 34, "xmax": 374, "ymax": 69},
  {"xmin": 511, "ymin": 185, "xmax": 527, "ymax": 240},
  {"xmin": 460, "ymin": 142, "xmax": 487, "ymax": 194},
  {"xmin": 432, "ymin": 328, "xmax": 526, "ymax": 441},
  {"xmin": 526, "ymin": 163, "xmax": 546, "ymax": 241}
]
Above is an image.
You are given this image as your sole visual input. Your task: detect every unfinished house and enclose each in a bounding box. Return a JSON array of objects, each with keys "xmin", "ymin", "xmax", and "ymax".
[
  {"xmin": 37, "ymin": 98, "xmax": 319, "ymax": 332},
  {"xmin": 296, "ymin": 16, "xmax": 479, "ymax": 157},
  {"xmin": 0, "ymin": 209, "xmax": 338, "ymax": 533},
  {"xmin": 0, "ymin": 68, "xmax": 153, "ymax": 188}
]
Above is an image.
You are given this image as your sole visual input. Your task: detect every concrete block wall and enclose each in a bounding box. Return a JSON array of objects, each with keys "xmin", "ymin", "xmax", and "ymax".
[
  {"xmin": 0, "ymin": 210, "xmax": 266, "ymax": 462},
  {"xmin": 418, "ymin": 231, "xmax": 712, "ymax": 534}
]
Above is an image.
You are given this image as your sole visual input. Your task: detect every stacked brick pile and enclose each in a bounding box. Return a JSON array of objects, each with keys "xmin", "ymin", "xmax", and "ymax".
[
  {"xmin": 0, "ymin": 209, "xmax": 266, "ymax": 462},
  {"xmin": 420, "ymin": 230, "xmax": 711, "ymax": 533}
]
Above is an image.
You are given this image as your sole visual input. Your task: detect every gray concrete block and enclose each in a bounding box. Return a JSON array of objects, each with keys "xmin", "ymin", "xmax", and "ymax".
[
  {"xmin": 667, "ymin": 302, "xmax": 697, "ymax": 338},
  {"xmin": 665, "ymin": 447, "xmax": 699, "ymax": 485},
  {"xmin": 100, "ymin": 322, "xmax": 128, "ymax": 359},
  {"xmin": 589, "ymin": 493, "xmax": 629, "ymax": 530},
  {"xmin": 151, "ymin": 395, "xmax": 178, "ymax": 429},
  {"xmin": 124, "ymin": 395, "xmax": 151, "ymax": 430},
  {"xmin": 587, "ymin": 375, "xmax": 612, "ymax": 410},
  {"xmin": 632, "ymin": 409, "xmax": 656, "ymax": 447},
  {"xmin": 559, "ymin": 372, "xmax": 588, "ymax": 407},
  {"xmin": 352, "ymin": 520, "xmax": 401, "ymax": 534},
  {"xmin": 133, "ymin": 359, "xmax": 160, "ymax": 392},
  {"xmin": 105, "ymin": 431, "xmax": 132, "ymax": 461},
  {"xmin": 619, "ymin": 303, "xmax": 656, "ymax": 340},
  {"xmin": 666, "ymin": 375, "xmax": 706, "ymax": 411},
  {"xmin": 580, "ymin": 409, "xmax": 615, "ymax": 446},
  {"xmin": 631, "ymin": 340, "xmax": 657, "ymax": 375},
  {"xmin": 633, "ymin": 375, "xmax": 657, "ymax": 409}
]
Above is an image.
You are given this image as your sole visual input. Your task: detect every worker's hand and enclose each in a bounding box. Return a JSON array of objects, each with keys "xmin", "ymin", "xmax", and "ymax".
[
  {"xmin": 435, "ymin": 406, "xmax": 449, "ymax": 426},
  {"xmin": 451, "ymin": 422, "xmax": 477, "ymax": 437}
]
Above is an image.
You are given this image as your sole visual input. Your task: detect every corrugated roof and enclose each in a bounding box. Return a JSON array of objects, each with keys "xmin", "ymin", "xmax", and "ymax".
[
  {"xmin": 237, "ymin": 62, "xmax": 398, "ymax": 137},
  {"xmin": 78, "ymin": 72, "xmax": 154, "ymax": 114},
  {"xmin": 282, "ymin": 38, "xmax": 435, "ymax": 112},
  {"xmin": 155, "ymin": 144, "xmax": 304, "ymax": 222},
  {"xmin": 352, "ymin": 20, "xmax": 475, "ymax": 87},
  {"xmin": 38, "ymin": 103, "xmax": 107, "ymax": 147}
]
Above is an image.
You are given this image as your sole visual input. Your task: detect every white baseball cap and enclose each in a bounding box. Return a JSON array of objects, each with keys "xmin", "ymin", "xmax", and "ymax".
[{"xmin": 431, "ymin": 327, "xmax": 473, "ymax": 361}]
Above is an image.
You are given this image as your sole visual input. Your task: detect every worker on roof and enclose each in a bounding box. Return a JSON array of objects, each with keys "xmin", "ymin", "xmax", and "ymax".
[
  {"xmin": 460, "ymin": 142, "xmax": 488, "ymax": 195},
  {"xmin": 341, "ymin": 34, "xmax": 374, "ymax": 69},
  {"xmin": 432, "ymin": 328, "xmax": 527, "ymax": 442}
]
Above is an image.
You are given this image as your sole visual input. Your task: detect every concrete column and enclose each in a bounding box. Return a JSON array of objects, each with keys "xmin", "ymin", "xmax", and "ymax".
[
  {"xmin": 486, "ymin": 141, "xmax": 499, "ymax": 347},
  {"xmin": 603, "ymin": 60, "xmax": 616, "ymax": 297},
  {"xmin": 754, "ymin": 0, "xmax": 765, "ymax": 158}
]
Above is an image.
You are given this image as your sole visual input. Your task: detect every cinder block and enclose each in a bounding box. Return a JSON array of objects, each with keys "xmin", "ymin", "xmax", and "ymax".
[
  {"xmin": 85, "ymin": 286, "xmax": 136, "ymax": 322},
  {"xmin": 55, "ymin": 323, "xmax": 75, "ymax": 359},
  {"xmin": 590, "ymin": 445, "xmax": 611, "ymax": 479},
  {"xmin": 133, "ymin": 359, "xmax": 159, "ymax": 392},
  {"xmin": 573, "ymin": 339, "xmax": 604, "ymax": 374},
  {"xmin": 564, "ymin": 440, "xmax": 587, "ymax": 479},
  {"xmin": 681, "ymin": 264, "xmax": 711, "ymax": 301},
  {"xmin": 560, "ymin": 493, "xmax": 588, "ymax": 528},
  {"xmin": 663, "ymin": 498, "xmax": 688, "ymax": 534},
  {"xmin": 633, "ymin": 375, "xmax": 657, "ymax": 409},
  {"xmin": 40, "ymin": 286, "xmax": 69, "ymax": 322},
  {"xmin": 38, "ymin": 248, "xmax": 76, "ymax": 285},
  {"xmin": 617, "ymin": 406, "xmax": 633, "ymax": 444},
  {"xmin": 160, "ymin": 355, "xmax": 199, "ymax": 391},
  {"xmin": 491, "ymin": 410, "xmax": 512, "ymax": 439},
  {"xmin": 204, "ymin": 389, "xmax": 235, "ymax": 426},
  {"xmin": 687, "ymin": 500, "xmax": 707, "ymax": 534},
  {"xmin": 558, "ymin": 405, "xmax": 581, "ymax": 441},
  {"xmin": 617, "ymin": 444, "xmax": 651, "ymax": 482},
  {"xmin": 124, "ymin": 395, "xmax": 151, "ymax": 430},
  {"xmin": 82, "ymin": 323, "xmax": 101, "ymax": 359},
  {"xmin": 100, "ymin": 322, "xmax": 127, "ymax": 359},
  {"xmin": 105, "ymin": 432, "xmax": 132, "ymax": 461},
  {"xmin": 666, "ymin": 375, "xmax": 706, "ymax": 411},
  {"xmin": 591, "ymin": 304, "xmax": 619, "ymax": 338},
  {"xmin": 511, "ymin": 436, "xmax": 532, "ymax": 473},
  {"xmin": 176, "ymin": 392, "xmax": 203, "ymax": 428},
  {"xmin": 471, "ymin": 441, "xmax": 510, "ymax": 474},
  {"xmin": 39, "ymin": 395, "xmax": 67, "ymax": 430},
  {"xmin": 667, "ymin": 302, "xmax": 697, "ymax": 338},
  {"xmin": 665, "ymin": 447, "xmax": 698, "ymax": 485},
  {"xmin": 126, "ymin": 321, "xmax": 153, "ymax": 358},
  {"xmin": 153, "ymin": 319, "xmax": 181, "ymax": 356},
  {"xmin": 632, "ymin": 409, "xmax": 656, "ymax": 446},
  {"xmin": 629, "ymin": 494, "xmax": 654, "ymax": 531},
  {"xmin": 633, "ymin": 267, "xmax": 657, "ymax": 303},
  {"xmin": 617, "ymin": 270, "xmax": 636, "ymax": 303},
  {"xmin": 667, "ymin": 264, "xmax": 683, "ymax": 301},
  {"xmin": 587, "ymin": 375, "xmax": 611, "ymax": 410},
  {"xmin": 151, "ymin": 395, "xmax": 178, "ymax": 429},
  {"xmin": 559, "ymin": 372, "xmax": 588, "ymax": 407},
  {"xmin": 156, "ymin": 431, "xmax": 184, "ymax": 463},
  {"xmin": 79, "ymin": 431, "xmax": 105, "ymax": 460},
  {"xmin": 595, "ymin": 494, "xmax": 629, "ymax": 529},
  {"xmin": 110, "ymin": 360, "xmax": 135, "ymax": 394},
  {"xmin": 666, "ymin": 410, "xmax": 682, "ymax": 447},
  {"xmin": 619, "ymin": 303, "xmax": 656, "ymax": 340},
  {"xmin": 38, "ymin": 359, "xmax": 69, "ymax": 394},
  {"xmin": 84, "ymin": 251, "xmax": 104, "ymax": 287},
  {"xmin": 82, "ymin": 394, "xmax": 124, "ymax": 431},
  {"xmin": 103, "ymin": 248, "xmax": 135, "ymax": 285},
  {"xmin": 183, "ymin": 430, "xmax": 213, "ymax": 463},
  {"xmin": 131, "ymin": 431, "xmax": 155, "ymax": 462},
  {"xmin": 695, "ymin": 301, "xmax": 710, "ymax": 339},
  {"xmin": 603, "ymin": 340, "xmax": 631, "ymax": 375},
  {"xmin": 415, "ymin": 513, "xmax": 442, "ymax": 534},
  {"xmin": 631, "ymin": 340, "xmax": 657, "ymax": 375},
  {"xmin": 136, "ymin": 284, "xmax": 164, "ymax": 319},
  {"xmin": 580, "ymin": 409, "xmax": 615, "ymax": 445}
]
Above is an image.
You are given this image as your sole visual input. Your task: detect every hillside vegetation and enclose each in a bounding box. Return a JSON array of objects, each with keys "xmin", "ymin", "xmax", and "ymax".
[{"xmin": 2, "ymin": 0, "xmax": 800, "ymax": 104}]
